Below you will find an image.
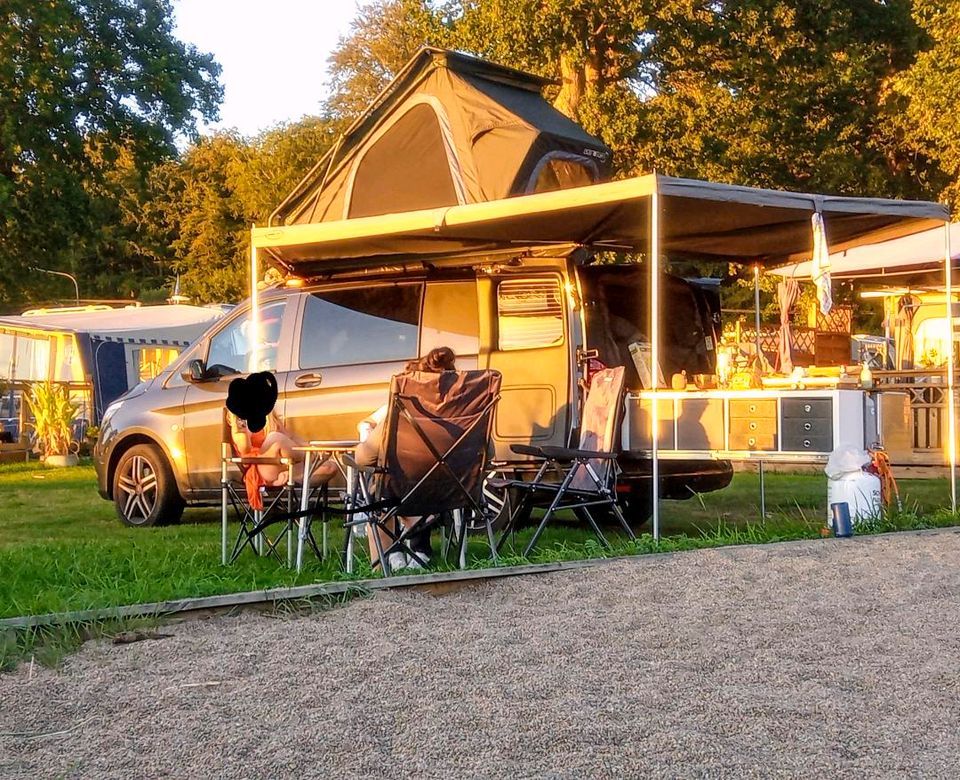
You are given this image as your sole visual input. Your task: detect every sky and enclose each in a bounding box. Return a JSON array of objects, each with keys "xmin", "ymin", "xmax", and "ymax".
[{"xmin": 171, "ymin": 0, "xmax": 363, "ymax": 137}]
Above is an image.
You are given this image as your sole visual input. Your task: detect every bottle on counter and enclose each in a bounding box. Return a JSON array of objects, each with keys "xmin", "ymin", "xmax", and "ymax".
[{"xmin": 859, "ymin": 361, "xmax": 874, "ymax": 390}]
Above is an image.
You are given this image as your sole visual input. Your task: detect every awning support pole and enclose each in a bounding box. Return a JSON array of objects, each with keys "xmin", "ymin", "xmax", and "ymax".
[
  {"xmin": 651, "ymin": 186, "xmax": 661, "ymax": 541},
  {"xmin": 754, "ymin": 264, "xmax": 762, "ymax": 368},
  {"xmin": 945, "ymin": 222, "xmax": 956, "ymax": 513},
  {"xmin": 250, "ymin": 226, "xmax": 259, "ymax": 373}
]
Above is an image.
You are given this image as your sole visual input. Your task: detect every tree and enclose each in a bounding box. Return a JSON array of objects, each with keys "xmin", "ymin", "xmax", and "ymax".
[
  {"xmin": 893, "ymin": 0, "xmax": 960, "ymax": 210},
  {"xmin": 0, "ymin": 0, "xmax": 222, "ymax": 310},
  {"xmin": 325, "ymin": 0, "xmax": 455, "ymax": 125},
  {"xmin": 150, "ymin": 118, "xmax": 338, "ymax": 304}
]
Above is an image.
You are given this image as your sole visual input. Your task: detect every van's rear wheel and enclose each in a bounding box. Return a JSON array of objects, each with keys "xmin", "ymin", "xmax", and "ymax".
[{"xmin": 113, "ymin": 444, "xmax": 184, "ymax": 527}]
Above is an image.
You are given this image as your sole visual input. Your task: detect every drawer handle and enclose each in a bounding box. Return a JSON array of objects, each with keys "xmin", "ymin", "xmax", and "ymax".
[
  {"xmin": 749, "ymin": 422, "xmax": 758, "ymax": 431},
  {"xmin": 803, "ymin": 404, "xmax": 812, "ymax": 413},
  {"xmin": 749, "ymin": 404, "xmax": 757, "ymax": 413},
  {"xmin": 803, "ymin": 439, "xmax": 811, "ymax": 448},
  {"xmin": 748, "ymin": 437, "xmax": 757, "ymax": 447},
  {"xmin": 803, "ymin": 422, "xmax": 812, "ymax": 432}
]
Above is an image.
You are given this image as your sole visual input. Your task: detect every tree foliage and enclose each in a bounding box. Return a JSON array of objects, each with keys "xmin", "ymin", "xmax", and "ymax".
[
  {"xmin": 0, "ymin": 0, "xmax": 222, "ymax": 308},
  {"xmin": 894, "ymin": 0, "xmax": 960, "ymax": 210},
  {"xmin": 149, "ymin": 118, "xmax": 338, "ymax": 304}
]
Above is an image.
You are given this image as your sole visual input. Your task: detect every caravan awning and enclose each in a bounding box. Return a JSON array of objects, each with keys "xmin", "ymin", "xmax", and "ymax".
[
  {"xmin": 771, "ymin": 222, "xmax": 960, "ymax": 281},
  {"xmin": 253, "ymin": 174, "xmax": 948, "ymax": 276},
  {"xmin": 1, "ymin": 305, "xmax": 225, "ymax": 347}
]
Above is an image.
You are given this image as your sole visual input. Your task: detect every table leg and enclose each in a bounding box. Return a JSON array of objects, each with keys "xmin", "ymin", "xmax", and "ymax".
[
  {"xmin": 759, "ymin": 460, "xmax": 766, "ymax": 521},
  {"xmin": 297, "ymin": 450, "xmax": 313, "ymax": 572}
]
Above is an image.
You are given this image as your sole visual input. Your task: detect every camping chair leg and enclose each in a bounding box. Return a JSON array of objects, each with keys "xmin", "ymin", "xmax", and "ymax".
[
  {"xmin": 221, "ymin": 482, "xmax": 228, "ymax": 566},
  {"xmin": 574, "ymin": 506, "xmax": 611, "ymax": 549},
  {"xmin": 523, "ymin": 467, "xmax": 578, "ymax": 557},
  {"xmin": 371, "ymin": 515, "xmax": 390, "ymax": 576},
  {"xmin": 610, "ymin": 500, "xmax": 636, "ymax": 541}
]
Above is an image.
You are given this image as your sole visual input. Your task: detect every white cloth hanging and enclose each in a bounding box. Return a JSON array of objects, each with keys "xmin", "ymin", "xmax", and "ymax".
[{"xmin": 811, "ymin": 212, "xmax": 833, "ymax": 315}]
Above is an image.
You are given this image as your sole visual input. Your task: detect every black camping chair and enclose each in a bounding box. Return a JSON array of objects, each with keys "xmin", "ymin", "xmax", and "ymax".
[
  {"xmin": 220, "ymin": 410, "xmax": 298, "ymax": 565},
  {"xmin": 496, "ymin": 366, "xmax": 635, "ymax": 556},
  {"xmin": 344, "ymin": 369, "xmax": 502, "ymax": 576}
]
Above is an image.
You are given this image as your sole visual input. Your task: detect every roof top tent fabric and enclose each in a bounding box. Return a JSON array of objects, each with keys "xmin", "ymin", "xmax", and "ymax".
[{"xmin": 270, "ymin": 48, "xmax": 612, "ymax": 227}]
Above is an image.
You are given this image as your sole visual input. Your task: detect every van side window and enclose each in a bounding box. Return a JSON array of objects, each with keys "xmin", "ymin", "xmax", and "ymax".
[
  {"xmin": 497, "ymin": 278, "xmax": 564, "ymax": 350},
  {"xmin": 299, "ymin": 285, "xmax": 422, "ymax": 368},
  {"xmin": 207, "ymin": 300, "xmax": 287, "ymax": 373},
  {"xmin": 421, "ymin": 281, "xmax": 479, "ymax": 356}
]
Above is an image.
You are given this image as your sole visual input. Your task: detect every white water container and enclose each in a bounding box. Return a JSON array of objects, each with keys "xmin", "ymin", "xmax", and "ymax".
[{"xmin": 827, "ymin": 470, "xmax": 882, "ymax": 526}]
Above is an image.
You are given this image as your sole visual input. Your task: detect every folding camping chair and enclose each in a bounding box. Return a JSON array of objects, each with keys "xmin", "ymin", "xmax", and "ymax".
[
  {"xmin": 344, "ymin": 368, "xmax": 502, "ymax": 576},
  {"xmin": 220, "ymin": 410, "xmax": 297, "ymax": 565},
  {"xmin": 496, "ymin": 366, "xmax": 635, "ymax": 556}
]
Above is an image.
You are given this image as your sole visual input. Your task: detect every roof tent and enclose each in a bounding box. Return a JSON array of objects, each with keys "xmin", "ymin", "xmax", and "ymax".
[
  {"xmin": 251, "ymin": 172, "xmax": 954, "ymax": 529},
  {"xmin": 270, "ymin": 47, "xmax": 612, "ymax": 228}
]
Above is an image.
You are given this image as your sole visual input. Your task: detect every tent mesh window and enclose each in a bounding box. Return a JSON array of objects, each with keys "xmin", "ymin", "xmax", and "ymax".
[
  {"xmin": 529, "ymin": 155, "xmax": 598, "ymax": 193},
  {"xmin": 348, "ymin": 104, "xmax": 459, "ymax": 219},
  {"xmin": 497, "ymin": 278, "xmax": 564, "ymax": 350}
]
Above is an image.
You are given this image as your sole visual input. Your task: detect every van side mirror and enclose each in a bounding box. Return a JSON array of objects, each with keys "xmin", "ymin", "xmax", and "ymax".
[{"xmin": 182, "ymin": 359, "xmax": 208, "ymax": 383}]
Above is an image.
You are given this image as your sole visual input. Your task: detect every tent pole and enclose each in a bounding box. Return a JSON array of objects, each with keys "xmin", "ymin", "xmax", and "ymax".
[
  {"xmin": 945, "ymin": 222, "xmax": 957, "ymax": 514},
  {"xmin": 250, "ymin": 227, "xmax": 259, "ymax": 373},
  {"xmin": 650, "ymin": 186, "xmax": 661, "ymax": 541}
]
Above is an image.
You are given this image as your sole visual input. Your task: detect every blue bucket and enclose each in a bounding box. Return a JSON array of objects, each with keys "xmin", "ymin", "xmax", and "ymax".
[{"xmin": 830, "ymin": 502, "xmax": 854, "ymax": 538}]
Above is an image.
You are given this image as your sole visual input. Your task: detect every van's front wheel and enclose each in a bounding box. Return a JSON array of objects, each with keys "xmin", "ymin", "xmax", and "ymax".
[{"xmin": 113, "ymin": 444, "xmax": 184, "ymax": 527}]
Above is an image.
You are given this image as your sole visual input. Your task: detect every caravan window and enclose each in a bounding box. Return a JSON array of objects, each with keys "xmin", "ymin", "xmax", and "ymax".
[
  {"xmin": 497, "ymin": 278, "xmax": 565, "ymax": 350},
  {"xmin": 299, "ymin": 284, "xmax": 422, "ymax": 368},
  {"xmin": 207, "ymin": 300, "xmax": 287, "ymax": 373}
]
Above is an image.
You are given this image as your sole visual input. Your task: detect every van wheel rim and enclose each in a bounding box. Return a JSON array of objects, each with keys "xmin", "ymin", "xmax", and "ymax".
[{"xmin": 118, "ymin": 455, "xmax": 158, "ymax": 522}]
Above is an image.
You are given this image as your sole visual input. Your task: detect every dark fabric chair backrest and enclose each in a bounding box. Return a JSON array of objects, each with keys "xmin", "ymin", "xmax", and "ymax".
[
  {"xmin": 379, "ymin": 369, "xmax": 501, "ymax": 516},
  {"xmin": 570, "ymin": 366, "xmax": 625, "ymax": 491}
]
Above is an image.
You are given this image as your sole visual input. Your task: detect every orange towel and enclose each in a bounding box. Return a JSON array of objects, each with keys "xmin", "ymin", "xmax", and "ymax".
[{"xmin": 242, "ymin": 429, "xmax": 268, "ymax": 510}]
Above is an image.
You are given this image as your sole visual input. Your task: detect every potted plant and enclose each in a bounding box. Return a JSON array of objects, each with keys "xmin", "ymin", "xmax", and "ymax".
[{"xmin": 25, "ymin": 381, "xmax": 79, "ymax": 467}]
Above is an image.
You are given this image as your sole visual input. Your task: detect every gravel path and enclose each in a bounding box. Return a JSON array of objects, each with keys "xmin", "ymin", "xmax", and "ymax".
[{"xmin": 3, "ymin": 530, "xmax": 960, "ymax": 779}]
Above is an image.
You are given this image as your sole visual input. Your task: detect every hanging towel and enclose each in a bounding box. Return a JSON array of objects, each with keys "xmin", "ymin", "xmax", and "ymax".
[{"xmin": 811, "ymin": 212, "xmax": 832, "ymax": 315}]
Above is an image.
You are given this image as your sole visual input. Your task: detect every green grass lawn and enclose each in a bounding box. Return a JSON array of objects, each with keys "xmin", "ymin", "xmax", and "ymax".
[{"xmin": 1, "ymin": 460, "xmax": 958, "ymax": 622}]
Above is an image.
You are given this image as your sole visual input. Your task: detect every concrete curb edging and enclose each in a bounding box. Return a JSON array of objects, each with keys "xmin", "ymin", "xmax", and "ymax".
[{"xmin": 3, "ymin": 527, "xmax": 958, "ymax": 631}]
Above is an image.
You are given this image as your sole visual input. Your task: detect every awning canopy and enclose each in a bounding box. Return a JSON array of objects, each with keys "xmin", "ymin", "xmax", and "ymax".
[
  {"xmin": 0, "ymin": 304, "xmax": 225, "ymax": 346},
  {"xmin": 771, "ymin": 222, "xmax": 960, "ymax": 281},
  {"xmin": 253, "ymin": 174, "xmax": 948, "ymax": 277}
]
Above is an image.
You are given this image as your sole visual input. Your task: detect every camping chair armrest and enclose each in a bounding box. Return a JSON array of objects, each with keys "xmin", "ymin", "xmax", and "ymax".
[
  {"xmin": 509, "ymin": 444, "xmax": 547, "ymax": 458},
  {"xmin": 225, "ymin": 455, "xmax": 293, "ymax": 466},
  {"xmin": 535, "ymin": 446, "xmax": 619, "ymax": 461}
]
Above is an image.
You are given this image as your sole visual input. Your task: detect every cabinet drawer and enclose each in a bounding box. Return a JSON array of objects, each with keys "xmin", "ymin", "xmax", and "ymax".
[
  {"xmin": 781, "ymin": 433, "xmax": 833, "ymax": 452},
  {"xmin": 729, "ymin": 432, "xmax": 777, "ymax": 451},
  {"xmin": 729, "ymin": 399, "xmax": 777, "ymax": 419},
  {"xmin": 781, "ymin": 417, "xmax": 833, "ymax": 440},
  {"xmin": 730, "ymin": 418, "xmax": 778, "ymax": 435},
  {"xmin": 781, "ymin": 398, "xmax": 832, "ymax": 419}
]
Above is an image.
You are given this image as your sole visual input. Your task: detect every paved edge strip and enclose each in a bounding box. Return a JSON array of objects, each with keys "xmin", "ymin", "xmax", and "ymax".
[{"xmin": 3, "ymin": 527, "xmax": 958, "ymax": 630}]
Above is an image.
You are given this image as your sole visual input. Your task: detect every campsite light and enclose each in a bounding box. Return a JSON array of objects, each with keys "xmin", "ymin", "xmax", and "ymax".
[{"xmin": 285, "ymin": 276, "xmax": 306, "ymax": 288}]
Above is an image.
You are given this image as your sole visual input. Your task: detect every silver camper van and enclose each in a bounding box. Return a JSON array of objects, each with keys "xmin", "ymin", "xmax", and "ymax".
[{"xmin": 93, "ymin": 255, "xmax": 732, "ymax": 526}]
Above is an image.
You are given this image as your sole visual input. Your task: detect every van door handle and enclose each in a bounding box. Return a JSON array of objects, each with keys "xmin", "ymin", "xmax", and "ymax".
[{"xmin": 294, "ymin": 372, "xmax": 323, "ymax": 388}]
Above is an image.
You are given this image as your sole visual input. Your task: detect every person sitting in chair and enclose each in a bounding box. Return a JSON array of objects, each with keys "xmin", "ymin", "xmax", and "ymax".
[
  {"xmin": 227, "ymin": 372, "xmax": 336, "ymax": 508},
  {"xmin": 355, "ymin": 346, "xmax": 457, "ymax": 571}
]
